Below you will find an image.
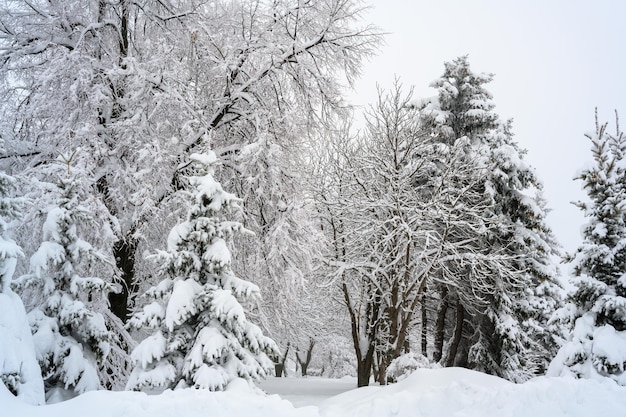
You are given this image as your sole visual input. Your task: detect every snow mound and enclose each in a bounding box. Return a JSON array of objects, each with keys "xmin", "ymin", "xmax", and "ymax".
[
  {"xmin": 0, "ymin": 290, "xmax": 45, "ymax": 405},
  {"xmin": 321, "ymin": 368, "xmax": 626, "ymax": 417}
]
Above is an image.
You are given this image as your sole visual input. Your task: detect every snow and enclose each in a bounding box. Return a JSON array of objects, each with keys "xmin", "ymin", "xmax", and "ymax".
[
  {"xmin": 190, "ymin": 152, "xmax": 218, "ymax": 167},
  {"xmin": 204, "ymin": 238, "xmax": 232, "ymax": 268},
  {"xmin": 593, "ymin": 325, "xmax": 626, "ymax": 371},
  {"xmin": 166, "ymin": 221, "xmax": 191, "ymax": 252},
  {"xmin": 130, "ymin": 331, "xmax": 167, "ymax": 368},
  {"xmin": 0, "ymin": 240, "xmax": 22, "ymax": 292},
  {"xmin": 188, "ymin": 327, "xmax": 228, "ymax": 365},
  {"xmin": 4, "ymin": 368, "xmax": 626, "ymax": 416},
  {"xmin": 165, "ymin": 279, "xmax": 201, "ymax": 331},
  {"xmin": 42, "ymin": 207, "xmax": 64, "ymax": 242},
  {"xmin": 258, "ymin": 377, "xmax": 358, "ymax": 408},
  {"xmin": 549, "ymin": 312, "xmax": 626, "ymax": 385},
  {"xmin": 0, "ymin": 289, "xmax": 45, "ymax": 405},
  {"xmin": 385, "ymin": 352, "xmax": 439, "ymax": 382}
]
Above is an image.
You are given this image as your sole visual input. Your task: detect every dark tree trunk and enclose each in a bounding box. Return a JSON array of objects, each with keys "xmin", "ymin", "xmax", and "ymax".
[
  {"xmin": 296, "ymin": 339, "xmax": 315, "ymax": 377},
  {"xmin": 421, "ymin": 295, "xmax": 428, "ymax": 357},
  {"xmin": 342, "ymin": 278, "xmax": 379, "ymax": 388},
  {"xmin": 446, "ymin": 301, "xmax": 465, "ymax": 367},
  {"xmin": 108, "ymin": 237, "xmax": 138, "ymax": 322},
  {"xmin": 273, "ymin": 343, "xmax": 290, "ymax": 377},
  {"xmin": 274, "ymin": 363, "xmax": 284, "ymax": 377},
  {"xmin": 433, "ymin": 286, "xmax": 449, "ymax": 363},
  {"xmin": 357, "ymin": 348, "xmax": 375, "ymax": 387}
]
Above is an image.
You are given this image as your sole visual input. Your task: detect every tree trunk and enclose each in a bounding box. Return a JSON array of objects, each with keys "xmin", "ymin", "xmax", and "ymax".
[
  {"xmin": 446, "ymin": 300, "xmax": 465, "ymax": 367},
  {"xmin": 433, "ymin": 286, "xmax": 449, "ymax": 363},
  {"xmin": 274, "ymin": 363, "xmax": 285, "ymax": 377},
  {"xmin": 421, "ymin": 295, "xmax": 428, "ymax": 357},
  {"xmin": 296, "ymin": 339, "xmax": 315, "ymax": 377},
  {"xmin": 274, "ymin": 343, "xmax": 290, "ymax": 377},
  {"xmin": 357, "ymin": 348, "xmax": 374, "ymax": 387},
  {"xmin": 108, "ymin": 237, "xmax": 138, "ymax": 323},
  {"xmin": 342, "ymin": 278, "xmax": 378, "ymax": 387},
  {"xmin": 377, "ymin": 356, "xmax": 388, "ymax": 385}
]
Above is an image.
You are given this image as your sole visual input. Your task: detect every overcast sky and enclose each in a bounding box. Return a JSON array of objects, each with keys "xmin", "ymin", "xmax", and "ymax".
[{"xmin": 349, "ymin": 0, "xmax": 626, "ymax": 255}]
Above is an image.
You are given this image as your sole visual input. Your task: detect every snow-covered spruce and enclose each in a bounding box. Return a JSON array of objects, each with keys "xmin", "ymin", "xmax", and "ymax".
[
  {"xmin": 549, "ymin": 111, "xmax": 626, "ymax": 385},
  {"xmin": 15, "ymin": 176, "xmax": 115, "ymax": 402},
  {"xmin": 0, "ymin": 157, "xmax": 45, "ymax": 405},
  {"xmin": 127, "ymin": 152, "xmax": 278, "ymax": 392}
]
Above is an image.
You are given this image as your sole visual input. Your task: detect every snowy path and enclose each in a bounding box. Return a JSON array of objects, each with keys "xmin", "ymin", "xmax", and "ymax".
[{"xmin": 257, "ymin": 377, "xmax": 358, "ymax": 407}]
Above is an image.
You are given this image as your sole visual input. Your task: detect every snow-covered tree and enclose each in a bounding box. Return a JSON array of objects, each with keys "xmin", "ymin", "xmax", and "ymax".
[
  {"xmin": 420, "ymin": 56, "xmax": 562, "ymax": 381},
  {"xmin": 15, "ymin": 174, "xmax": 115, "ymax": 402},
  {"xmin": 316, "ymin": 84, "xmax": 429, "ymax": 386},
  {"xmin": 227, "ymin": 130, "xmax": 324, "ymax": 374},
  {"xmin": 127, "ymin": 152, "xmax": 277, "ymax": 392},
  {"xmin": 316, "ymin": 82, "xmax": 498, "ymax": 386},
  {"xmin": 0, "ymin": 146, "xmax": 45, "ymax": 405},
  {"xmin": 549, "ymin": 110, "xmax": 626, "ymax": 385},
  {"xmin": 0, "ymin": 0, "xmax": 380, "ymax": 326}
]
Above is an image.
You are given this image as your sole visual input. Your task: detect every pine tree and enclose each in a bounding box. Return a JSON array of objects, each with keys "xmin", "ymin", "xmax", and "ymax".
[
  {"xmin": 548, "ymin": 110, "xmax": 626, "ymax": 385},
  {"xmin": 127, "ymin": 152, "xmax": 278, "ymax": 392},
  {"xmin": 0, "ymin": 147, "xmax": 45, "ymax": 405},
  {"xmin": 15, "ymin": 175, "xmax": 115, "ymax": 402}
]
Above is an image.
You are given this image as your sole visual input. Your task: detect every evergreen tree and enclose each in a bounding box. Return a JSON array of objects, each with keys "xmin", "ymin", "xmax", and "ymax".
[
  {"xmin": 475, "ymin": 120, "xmax": 563, "ymax": 379},
  {"xmin": 0, "ymin": 161, "xmax": 23, "ymax": 294},
  {"xmin": 16, "ymin": 175, "xmax": 115, "ymax": 402},
  {"xmin": 127, "ymin": 152, "xmax": 277, "ymax": 392},
  {"xmin": 420, "ymin": 56, "xmax": 562, "ymax": 381},
  {"xmin": 0, "ymin": 146, "xmax": 45, "ymax": 404},
  {"xmin": 549, "ymin": 110, "xmax": 626, "ymax": 385}
]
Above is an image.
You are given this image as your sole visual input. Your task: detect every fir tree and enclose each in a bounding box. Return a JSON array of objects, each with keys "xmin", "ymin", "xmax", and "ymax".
[
  {"xmin": 127, "ymin": 152, "xmax": 278, "ymax": 392},
  {"xmin": 549, "ymin": 110, "xmax": 626, "ymax": 385},
  {"xmin": 16, "ymin": 175, "xmax": 114, "ymax": 402}
]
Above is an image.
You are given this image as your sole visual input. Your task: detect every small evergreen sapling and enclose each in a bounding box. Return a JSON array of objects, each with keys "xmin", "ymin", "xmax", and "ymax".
[{"xmin": 127, "ymin": 152, "xmax": 278, "ymax": 392}]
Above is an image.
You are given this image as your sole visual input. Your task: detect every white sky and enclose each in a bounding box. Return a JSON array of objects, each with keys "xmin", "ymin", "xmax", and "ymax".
[{"xmin": 349, "ymin": 0, "xmax": 626, "ymax": 254}]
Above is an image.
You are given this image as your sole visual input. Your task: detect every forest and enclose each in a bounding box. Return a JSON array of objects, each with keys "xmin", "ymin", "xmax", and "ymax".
[{"xmin": 1, "ymin": 0, "xmax": 625, "ymax": 406}]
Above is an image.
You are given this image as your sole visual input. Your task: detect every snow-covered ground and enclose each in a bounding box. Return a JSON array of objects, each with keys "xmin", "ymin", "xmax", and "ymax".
[
  {"xmin": 4, "ymin": 368, "xmax": 626, "ymax": 417},
  {"xmin": 259, "ymin": 376, "xmax": 357, "ymax": 407}
]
